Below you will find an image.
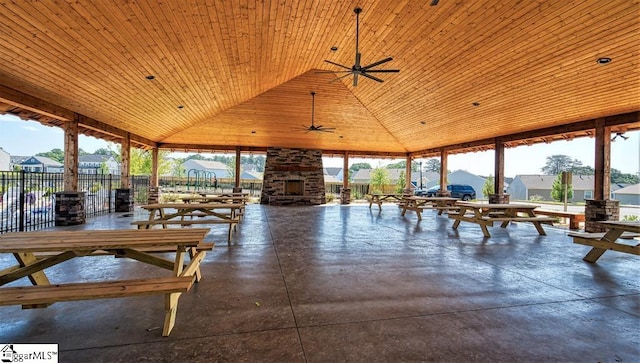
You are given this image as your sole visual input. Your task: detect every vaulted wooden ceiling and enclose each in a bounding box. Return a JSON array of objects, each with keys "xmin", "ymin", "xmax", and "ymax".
[{"xmin": 0, "ymin": 1, "xmax": 638, "ymax": 156}]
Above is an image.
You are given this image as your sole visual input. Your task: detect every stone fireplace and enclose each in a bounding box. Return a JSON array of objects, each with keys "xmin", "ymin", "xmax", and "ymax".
[{"xmin": 261, "ymin": 147, "xmax": 326, "ymax": 205}]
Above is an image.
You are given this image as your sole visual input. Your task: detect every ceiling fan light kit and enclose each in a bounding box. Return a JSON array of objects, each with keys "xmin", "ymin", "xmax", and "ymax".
[{"xmin": 321, "ymin": 7, "xmax": 400, "ymax": 86}]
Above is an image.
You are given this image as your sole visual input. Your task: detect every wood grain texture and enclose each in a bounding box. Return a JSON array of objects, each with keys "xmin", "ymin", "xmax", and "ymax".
[{"xmin": 0, "ymin": 0, "xmax": 638, "ymax": 155}]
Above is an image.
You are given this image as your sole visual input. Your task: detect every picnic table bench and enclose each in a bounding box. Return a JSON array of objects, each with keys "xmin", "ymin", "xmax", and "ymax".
[
  {"xmin": 534, "ymin": 209, "xmax": 585, "ymax": 230},
  {"xmin": 367, "ymin": 193, "xmax": 407, "ymax": 210},
  {"xmin": 135, "ymin": 203, "xmax": 243, "ymax": 244},
  {"xmin": 0, "ymin": 228, "xmax": 211, "ymax": 336},
  {"xmin": 400, "ymin": 196, "xmax": 459, "ymax": 220},
  {"xmin": 569, "ymin": 221, "xmax": 640, "ymax": 263},
  {"xmin": 449, "ymin": 201, "xmax": 556, "ymax": 238}
]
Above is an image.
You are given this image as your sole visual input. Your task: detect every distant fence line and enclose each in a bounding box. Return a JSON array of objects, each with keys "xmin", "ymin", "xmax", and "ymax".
[
  {"xmin": 1, "ymin": 171, "xmax": 382, "ymax": 233},
  {"xmin": 0, "ymin": 171, "xmax": 148, "ymax": 234}
]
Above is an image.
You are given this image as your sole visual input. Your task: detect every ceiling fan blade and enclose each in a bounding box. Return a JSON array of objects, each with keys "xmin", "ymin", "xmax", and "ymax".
[
  {"xmin": 364, "ymin": 69, "xmax": 400, "ymax": 73},
  {"xmin": 324, "ymin": 60, "xmax": 351, "ymax": 70},
  {"xmin": 362, "ymin": 57, "xmax": 393, "ymax": 70},
  {"xmin": 431, "ymin": 0, "xmax": 440, "ymax": 6},
  {"xmin": 319, "ymin": 129, "xmax": 335, "ymax": 133},
  {"xmin": 361, "ymin": 72, "xmax": 384, "ymax": 83},
  {"xmin": 329, "ymin": 72, "xmax": 355, "ymax": 83},
  {"xmin": 353, "ymin": 73, "xmax": 359, "ymax": 87}
]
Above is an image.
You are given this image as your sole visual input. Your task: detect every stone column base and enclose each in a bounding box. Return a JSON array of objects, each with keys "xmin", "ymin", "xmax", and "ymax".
[
  {"xmin": 340, "ymin": 188, "xmax": 351, "ymax": 204},
  {"xmin": 585, "ymin": 199, "xmax": 619, "ymax": 232},
  {"xmin": 436, "ymin": 190, "xmax": 451, "ymax": 197},
  {"xmin": 489, "ymin": 194, "xmax": 510, "ymax": 204},
  {"xmin": 147, "ymin": 186, "xmax": 160, "ymax": 204},
  {"xmin": 55, "ymin": 192, "xmax": 86, "ymax": 226},
  {"xmin": 115, "ymin": 188, "xmax": 133, "ymax": 212}
]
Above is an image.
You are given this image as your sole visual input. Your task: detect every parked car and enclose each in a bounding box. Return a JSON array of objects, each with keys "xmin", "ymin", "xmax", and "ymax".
[{"xmin": 423, "ymin": 184, "xmax": 476, "ymax": 201}]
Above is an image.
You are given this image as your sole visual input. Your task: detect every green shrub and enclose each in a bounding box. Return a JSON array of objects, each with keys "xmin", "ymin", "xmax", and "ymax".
[
  {"xmin": 529, "ymin": 195, "xmax": 544, "ymax": 202},
  {"xmin": 325, "ymin": 193, "xmax": 336, "ymax": 203},
  {"xmin": 622, "ymin": 215, "xmax": 639, "ymax": 222}
]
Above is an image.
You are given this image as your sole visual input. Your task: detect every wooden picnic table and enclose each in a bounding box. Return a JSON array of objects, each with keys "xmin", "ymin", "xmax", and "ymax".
[
  {"xmin": 449, "ymin": 201, "xmax": 556, "ymax": 238},
  {"xmin": 0, "ymin": 228, "xmax": 212, "ymax": 336},
  {"xmin": 400, "ymin": 196, "xmax": 459, "ymax": 220},
  {"xmin": 367, "ymin": 193, "xmax": 406, "ymax": 210},
  {"xmin": 569, "ymin": 221, "xmax": 640, "ymax": 263},
  {"xmin": 135, "ymin": 203, "xmax": 244, "ymax": 244}
]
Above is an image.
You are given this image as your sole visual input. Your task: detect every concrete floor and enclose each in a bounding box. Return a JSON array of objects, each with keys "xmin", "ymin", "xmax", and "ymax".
[{"xmin": 0, "ymin": 203, "xmax": 638, "ymax": 362}]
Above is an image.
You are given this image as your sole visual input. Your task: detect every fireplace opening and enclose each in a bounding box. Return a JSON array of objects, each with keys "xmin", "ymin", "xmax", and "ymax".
[{"xmin": 284, "ymin": 180, "xmax": 304, "ymax": 196}]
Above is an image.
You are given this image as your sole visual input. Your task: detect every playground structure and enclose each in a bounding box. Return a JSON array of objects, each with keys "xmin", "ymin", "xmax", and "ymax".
[{"xmin": 186, "ymin": 169, "xmax": 218, "ymax": 192}]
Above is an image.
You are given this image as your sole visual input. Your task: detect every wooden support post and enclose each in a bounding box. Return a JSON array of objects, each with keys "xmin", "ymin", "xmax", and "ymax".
[
  {"xmin": 343, "ymin": 152, "xmax": 349, "ymax": 190},
  {"xmin": 594, "ymin": 119, "xmax": 611, "ymax": 200},
  {"xmin": 63, "ymin": 115, "xmax": 79, "ymax": 191},
  {"xmin": 405, "ymin": 154, "xmax": 412, "ymax": 194},
  {"xmin": 494, "ymin": 139, "xmax": 504, "ymax": 195},
  {"xmin": 151, "ymin": 147, "xmax": 159, "ymax": 187},
  {"xmin": 120, "ymin": 133, "xmax": 131, "ymax": 189},
  {"xmin": 439, "ymin": 150, "xmax": 448, "ymax": 192},
  {"xmin": 233, "ymin": 147, "xmax": 242, "ymax": 193}
]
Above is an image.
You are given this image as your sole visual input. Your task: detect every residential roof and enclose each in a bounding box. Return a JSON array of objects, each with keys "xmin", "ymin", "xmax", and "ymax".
[
  {"xmin": 79, "ymin": 154, "xmax": 113, "ymax": 163},
  {"xmin": 614, "ymin": 183, "xmax": 640, "ymax": 195},
  {"xmin": 515, "ymin": 174, "xmax": 596, "ymax": 191},
  {"xmin": 21, "ymin": 156, "xmax": 62, "ymax": 166}
]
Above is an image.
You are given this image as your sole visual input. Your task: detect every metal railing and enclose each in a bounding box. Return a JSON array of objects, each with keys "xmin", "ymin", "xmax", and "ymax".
[{"xmin": 0, "ymin": 171, "xmax": 150, "ymax": 233}]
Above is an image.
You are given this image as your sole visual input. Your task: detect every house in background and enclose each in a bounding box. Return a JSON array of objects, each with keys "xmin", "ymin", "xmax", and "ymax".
[
  {"xmin": 19, "ymin": 156, "xmax": 63, "ymax": 173},
  {"xmin": 323, "ymin": 167, "xmax": 344, "ymax": 182},
  {"xmin": 506, "ymin": 174, "xmax": 610, "ymax": 202},
  {"xmin": 78, "ymin": 154, "xmax": 120, "ymax": 174},
  {"xmin": 612, "ymin": 184, "xmax": 640, "ymax": 205},
  {"xmin": 352, "ymin": 168, "xmax": 408, "ymax": 185},
  {"xmin": 9, "ymin": 155, "xmax": 28, "ymax": 170},
  {"xmin": 0, "ymin": 148, "xmax": 10, "ymax": 171}
]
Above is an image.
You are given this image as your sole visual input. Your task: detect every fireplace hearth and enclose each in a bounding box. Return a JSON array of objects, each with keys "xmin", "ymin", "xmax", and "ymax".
[{"xmin": 261, "ymin": 148, "xmax": 326, "ymax": 205}]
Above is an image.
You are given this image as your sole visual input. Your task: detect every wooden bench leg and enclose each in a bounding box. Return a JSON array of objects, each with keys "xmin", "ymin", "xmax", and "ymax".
[
  {"xmin": 480, "ymin": 224, "xmax": 491, "ymax": 238},
  {"xmin": 569, "ymin": 218, "xmax": 579, "ymax": 230},
  {"xmin": 163, "ymin": 292, "xmax": 181, "ymax": 336},
  {"xmin": 452, "ymin": 220, "xmax": 461, "ymax": 229},
  {"xmin": 583, "ymin": 247, "xmax": 607, "ymax": 263},
  {"xmin": 532, "ymin": 222, "xmax": 547, "ymax": 235}
]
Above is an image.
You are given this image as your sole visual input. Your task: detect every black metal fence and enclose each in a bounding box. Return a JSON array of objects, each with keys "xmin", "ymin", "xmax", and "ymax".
[{"xmin": 0, "ymin": 171, "xmax": 151, "ymax": 234}]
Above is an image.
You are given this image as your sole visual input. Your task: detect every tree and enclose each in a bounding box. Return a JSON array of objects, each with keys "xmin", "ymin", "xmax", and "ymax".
[
  {"xmin": 171, "ymin": 158, "xmax": 186, "ymax": 177},
  {"xmin": 386, "ymin": 160, "xmax": 408, "ymax": 170},
  {"xmin": 611, "ymin": 168, "xmax": 640, "ymax": 184},
  {"xmin": 482, "ymin": 175, "xmax": 495, "ymax": 198},
  {"xmin": 395, "ymin": 170, "xmax": 406, "ymax": 193},
  {"xmin": 370, "ymin": 167, "xmax": 391, "ymax": 193},
  {"xmin": 541, "ymin": 154, "xmax": 581, "ymax": 174},
  {"xmin": 550, "ymin": 174, "xmax": 573, "ymax": 202},
  {"xmin": 36, "ymin": 148, "xmax": 64, "ymax": 163},
  {"xmin": 424, "ymin": 159, "xmax": 441, "ymax": 172}
]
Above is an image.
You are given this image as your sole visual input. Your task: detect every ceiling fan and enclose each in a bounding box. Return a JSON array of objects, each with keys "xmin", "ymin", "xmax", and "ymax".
[
  {"xmin": 298, "ymin": 91, "xmax": 335, "ymax": 133},
  {"xmin": 318, "ymin": 7, "xmax": 399, "ymax": 87}
]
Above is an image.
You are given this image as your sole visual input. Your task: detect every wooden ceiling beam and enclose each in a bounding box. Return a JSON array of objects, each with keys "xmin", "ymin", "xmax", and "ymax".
[
  {"xmin": 0, "ymin": 84, "xmax": 73, "ymax": 121},
  {"xmin": 410, "ymin": 112, "xmax": 640, "ymax": 157},
  {"xmin": 0, "ymin": 84, "xmax": 156, "ymax": 149}
]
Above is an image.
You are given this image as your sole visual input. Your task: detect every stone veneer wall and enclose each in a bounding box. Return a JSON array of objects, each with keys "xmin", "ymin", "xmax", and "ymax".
[
  {"xmin": 261, "ymin": 147, "xmax": 326, "ymax": 205},
  {"xmin": 585, "ymin": 199, "xmax": 620, "ymax": 232}
]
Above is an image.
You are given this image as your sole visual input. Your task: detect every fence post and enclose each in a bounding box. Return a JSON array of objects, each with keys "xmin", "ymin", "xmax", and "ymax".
[
  {"xmin": 108, "ymin": 174, "xmax": 112, "ymax": 213},
  {"xmin": 18, "ymin": 170, "xmax": 25, "ymax": 232}
]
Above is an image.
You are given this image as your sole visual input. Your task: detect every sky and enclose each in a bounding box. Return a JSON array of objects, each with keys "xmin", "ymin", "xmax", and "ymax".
[{"xmin": 1, "ymin": 113, "xmax": 639, "ymax": 177}]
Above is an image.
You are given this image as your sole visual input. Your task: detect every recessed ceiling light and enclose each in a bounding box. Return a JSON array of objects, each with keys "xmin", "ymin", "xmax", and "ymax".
[
  {"xmin": 145, "ymin": 75, "xmax": 155, "ymax": 80},
  {"xmin": 251, "ymin": 130, "xmax": 256, "ymax": 134},
  {"xmin": 596, "ymin": 57, "xmax": 612, "ymax": 65},
  {"xmin": 331, "ymin": 46, "xmax": 338, "ymax": 51},
  {"xmin": 177, "ymin": 105, "xmax": 184, "ymax": 109},
  {"xmin": 472, "ymin": 102, "xmax": 480, "ymax": 107},
  {"xmin": 420, "ymin": 121, "xmax": 426, "ymax": 125},
  {"xmin": 339, "ymin": 135, "xmax": 344, "ymax": 138}
]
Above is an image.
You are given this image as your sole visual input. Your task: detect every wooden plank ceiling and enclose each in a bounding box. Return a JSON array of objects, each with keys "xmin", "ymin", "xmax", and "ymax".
[{"xmin": 0, "ymin": 0, "xmax": 638, "ymax": 156}]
